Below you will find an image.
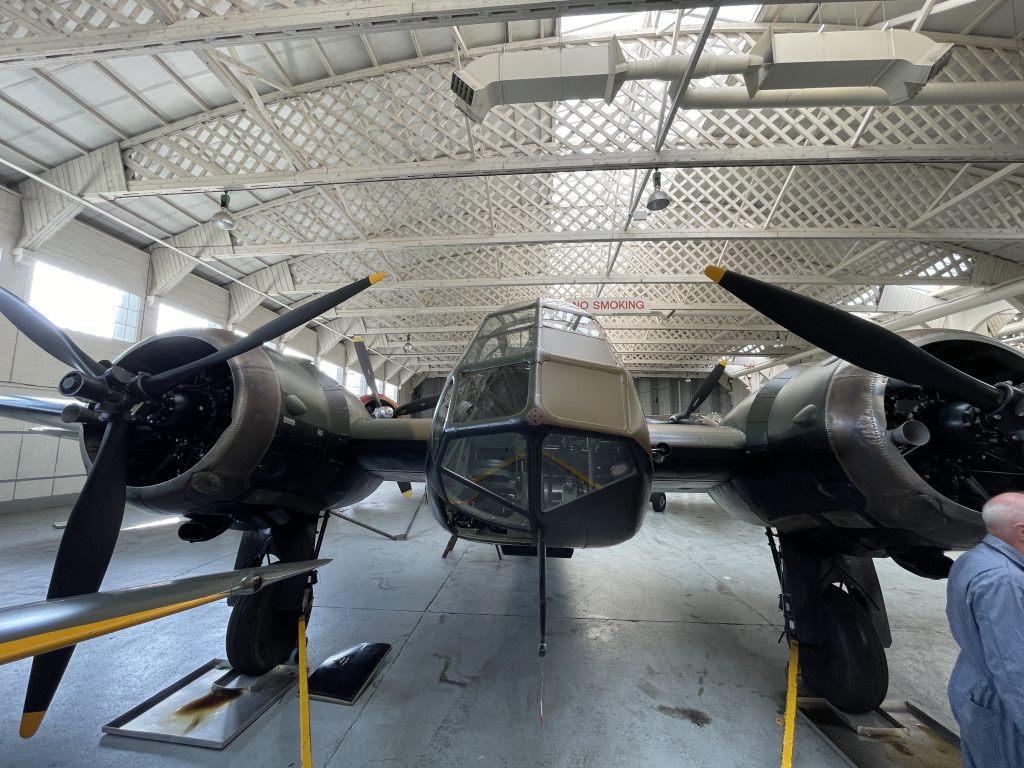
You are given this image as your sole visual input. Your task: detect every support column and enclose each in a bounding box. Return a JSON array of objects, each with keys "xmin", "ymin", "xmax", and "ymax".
[
  {"xmin": 13, "ymin": 144, "xmax": 125, "ymax": 260},
  {"xmin": 227, "ymin": 262, "xmax": 294, "ymax": 327},
  {"xmin": 147, "ymin": 223, "xmax": 234, "ymax": 308}
]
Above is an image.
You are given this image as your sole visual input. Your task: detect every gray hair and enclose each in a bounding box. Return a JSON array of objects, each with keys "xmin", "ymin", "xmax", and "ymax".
[{"xmin": 981, "ymin": 493, "xmax": 1024, "ymax": 534}]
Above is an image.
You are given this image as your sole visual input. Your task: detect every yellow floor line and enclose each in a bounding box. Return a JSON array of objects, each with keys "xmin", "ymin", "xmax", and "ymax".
[{"xmin": 781, "ymin": 640, "xmax": 799, "ymax": 768}]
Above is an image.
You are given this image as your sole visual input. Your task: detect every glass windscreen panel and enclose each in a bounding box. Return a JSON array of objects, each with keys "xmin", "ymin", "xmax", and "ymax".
[
  {"xmin": 430, "ymin": 379, "xmax": 454, "ymax": 451},
  {"xmin": 540, "ymin": 307, "xmax": 605, "ymax": 339},
  {"xmin": 451, "ymin": 363, "xmax": 530, "ymax": 424},
  {"xmin": 463, "ymin": 305, "xmax": 537, "ymax": 364},
  {"xmin": 540, "ymin": 433, "xmax": 637, "ymax": 511},
  {"xmin": 440, "ymin": 432, "xmax": 530, "ymax": 529}
]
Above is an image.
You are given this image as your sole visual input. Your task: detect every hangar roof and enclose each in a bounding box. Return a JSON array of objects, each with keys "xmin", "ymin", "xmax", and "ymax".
[{"xmin": 1, "ymin": 1, "xmax": 1022, "ymax": 388}]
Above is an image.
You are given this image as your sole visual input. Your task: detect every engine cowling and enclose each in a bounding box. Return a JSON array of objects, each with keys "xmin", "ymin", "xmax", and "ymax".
[
  {"xmin": 79, "ymin": 329, "xmax": 382, "ymax": 526},
  {"xmin": 710, "ymin": 329, "xmax": 1024, "ymax": 555}
]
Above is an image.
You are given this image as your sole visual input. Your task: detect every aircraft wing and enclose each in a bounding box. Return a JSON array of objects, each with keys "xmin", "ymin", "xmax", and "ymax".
[
  {"xmin": 648, "ymin": 421, "xmax": 746, "ymax": 493},
  {"xmin": 346, "ymin": 411, "xmax": 746, "ymax": 491},
  {"xmin": 348, "ymin": 417, "xmax": 430, "ymax": 483},
  {"xmin": 0, "ymin": 395, "xmax": 76, "ymax": 436},
  {"xmin": 0, "ymin": 560, "xmax": 329, "ymax": 666}
]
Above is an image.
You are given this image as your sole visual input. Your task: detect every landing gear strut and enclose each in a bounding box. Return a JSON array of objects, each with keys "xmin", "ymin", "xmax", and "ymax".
[
  {"xmin": 770, "ymin": 531, "xmax": 891, "ymax": 713},
  {"xmin": 226, "ymin": 515, "xmax": 319, "ymax": 675}
]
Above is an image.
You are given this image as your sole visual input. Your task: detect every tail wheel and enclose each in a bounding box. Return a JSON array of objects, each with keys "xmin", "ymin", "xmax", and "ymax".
[
  {"xmin": 650, "ymin": 492, "xmax": 667, "ymax": 513},
  {"xmin": 799, "ymin": 585, "xmax": 888, "ymax": 713}
]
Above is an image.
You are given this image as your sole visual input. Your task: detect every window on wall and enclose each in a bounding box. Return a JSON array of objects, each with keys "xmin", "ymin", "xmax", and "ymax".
[
  {"xmin": 317, "ymin": 360, "xmax": 342, "ymax": 383},
  {"xmin": 29, "ymin": 261, "xmax": 141, "ymax": 342},
  {"xmin": 282, "ymin": 346, "xmax": 314, "ymax": 362},
  {"xmin": 155, "ymin": 302, "xmax": 220, "ymax": 335}
]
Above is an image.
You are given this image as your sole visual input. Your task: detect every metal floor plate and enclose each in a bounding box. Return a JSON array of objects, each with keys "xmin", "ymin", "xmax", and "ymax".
[{"xmin": 102, "ymin": 659, "xmax": 297, "ymax": 749}]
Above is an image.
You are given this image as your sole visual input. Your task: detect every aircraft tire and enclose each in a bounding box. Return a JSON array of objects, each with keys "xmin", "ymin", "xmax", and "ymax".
[
  {"xmin": 799, "ymin": 584, "xmax": 888, "ymax": 713},
  {"xmin": 650, "ymin": 492, "xmax": 667, "ymax": 513},
  {"xmin": 225, "ymin": 582, "xmax": 299, "ymax": 675}
]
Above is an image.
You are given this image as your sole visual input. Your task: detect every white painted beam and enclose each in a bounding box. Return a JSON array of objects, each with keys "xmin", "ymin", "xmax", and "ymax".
[
  {"xmin": 326, "ymin": 303, "xmax": 773, "ymax": 319},
  {"xmin": 872, "ymin": 0, "xmax": 987, "ymax": 29},
  {"xmin": 0, "ymin": 1, "xmax": 865, "ymax": 70},
  {"xmin": 364, "ymin": 321, "xmax": 792, "ymax": 333},
  {"xmin": 209, "ymin": 228, "xmax": 1023, "ymax": 263},
  {"xmin": 294, "ymin": 274, "xmax": 969, "ymax": 293},
  {"xmin": 114, "ymin": 145, "xmax": 1024, "ymax": 199},
  {"xmin": 374, "ymin": 336, "xmax": 791, "ymax": 349}
]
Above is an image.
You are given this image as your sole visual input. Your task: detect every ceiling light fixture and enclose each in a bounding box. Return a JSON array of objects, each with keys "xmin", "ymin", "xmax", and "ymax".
[
  {"xmin": 403, "ymin": 333, "xmax": 413, "ymax": 354},
  {"xmin": 646, "ymin": 170, "xmax": 670, "ymax": 212},
  {"xmin": 773, "ymin": 332, "xmax": 784, "ymax": 348},
  {"xmin": 211, "ymin": 192, "xmax": 236, "ymax": 231}
]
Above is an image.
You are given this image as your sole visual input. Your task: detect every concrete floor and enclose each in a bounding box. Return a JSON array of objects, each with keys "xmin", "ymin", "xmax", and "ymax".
[{"xmin": 0, "ymin": 487, "xmax": 959, "ymax": 767}]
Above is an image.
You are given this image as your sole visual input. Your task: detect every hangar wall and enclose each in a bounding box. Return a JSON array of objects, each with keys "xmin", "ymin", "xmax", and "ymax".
[
  {"xmin": 0, "ymin": 186, "xmax": 351, "ymax": 511},
  {"xmin": 634, "ymin": 376, "xmax": 747, "ymax": 419}
]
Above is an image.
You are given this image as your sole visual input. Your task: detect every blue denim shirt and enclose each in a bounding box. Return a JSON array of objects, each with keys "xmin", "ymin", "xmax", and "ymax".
[{"xmin": 947, "ymin": 534, "xmax": 1024, "ymax": 767}]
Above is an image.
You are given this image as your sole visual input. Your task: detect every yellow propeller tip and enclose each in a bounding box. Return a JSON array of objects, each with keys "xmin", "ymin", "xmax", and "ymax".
[
  {"xmin": 402, "ymin": 490, "xmax": 414, "ymax": 499},
  {"xmin": 19, "ymin": 711, "xmax": 45, "ymax": 739},
  {"xmin": 719, "ymin": 359, "xmax": 729, "ymax": 367},
  {"xmin": 353, "ymin": 335, "xmax": 364, "ymax": 343},
  {"xmin": 369, "ymin": 271, "xmax": 388, "ymax": 285},
  {"xmin": 704, "ymin": 265, "xmax": 726, "ymax": 283}
]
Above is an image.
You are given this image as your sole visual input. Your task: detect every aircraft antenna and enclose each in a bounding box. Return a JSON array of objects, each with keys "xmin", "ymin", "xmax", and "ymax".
[{"xmin": 537, "ymin": 530, "xmax": 547, "ymax": 727}]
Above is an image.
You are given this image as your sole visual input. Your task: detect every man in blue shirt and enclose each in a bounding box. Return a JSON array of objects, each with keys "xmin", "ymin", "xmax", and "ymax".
[{"xmin": 947, "ymin": 492, "xmax": 1024, "ymax": 767}]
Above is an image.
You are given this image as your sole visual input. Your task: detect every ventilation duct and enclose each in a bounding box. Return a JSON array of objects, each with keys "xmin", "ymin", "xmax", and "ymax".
[
  {"xmin": 451, "ymin": 30, "xmax": 953, "ymax": 122},
  {"xmin": 452, "ymin": 37, "xmax": 761, "ymax": 123},
  {"xmin": 748, "ymin": 29, "xmax": 953, "ymax": 104}
]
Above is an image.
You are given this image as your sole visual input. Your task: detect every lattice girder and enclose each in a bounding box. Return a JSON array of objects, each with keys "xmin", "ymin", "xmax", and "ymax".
[{"xmin": 122, "ymin": 31, "xmax": 1024, "ymax": 192}]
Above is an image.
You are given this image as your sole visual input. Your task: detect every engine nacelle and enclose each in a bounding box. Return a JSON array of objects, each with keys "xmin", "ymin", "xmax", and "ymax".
[
  {"xmin": 711, "ymin": 330, "xmax": 1024, "ymax": 555},
  {"xmin": 80, "ymin": 329, "xmax": 382, "ymax": 526}
]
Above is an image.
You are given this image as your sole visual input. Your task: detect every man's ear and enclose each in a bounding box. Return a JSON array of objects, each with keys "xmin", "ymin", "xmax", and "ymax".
[{"xmin": 1014, "ymin": 521, "xmax": 1024, "ymax": 542}]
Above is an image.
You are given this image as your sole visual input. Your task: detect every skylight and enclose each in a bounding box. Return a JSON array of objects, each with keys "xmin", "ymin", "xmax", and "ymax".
[{"xmin": 559, "ymin": 6, "xmax": 761, "ymax": 38}]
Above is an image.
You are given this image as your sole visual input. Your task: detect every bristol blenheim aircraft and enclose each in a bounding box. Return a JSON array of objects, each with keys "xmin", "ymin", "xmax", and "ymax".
[{"xmin": 1, "ymin": 263, "xmax": 1022, "ymax": 737}]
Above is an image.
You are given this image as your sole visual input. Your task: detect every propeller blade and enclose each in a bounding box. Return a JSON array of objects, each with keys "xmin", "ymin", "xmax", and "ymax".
[
  {"xmin": 352, "ymin": 336, "xmax": 383, "ymax": 408},
  {"xmin": 678, "ymin": 360, "xmax": 728, "ymax": 420},
  {"xmin": 144, "ymin": 273, "xmax": 386, "ymax": 397},
  {"xmin": 2, "ymin": 560, "xmax": 331, "ymax": 667},
  {"xmin": 704, "ymin": 266, "xmax": 1005, "ymax": 412},
  {"xmin": 21, "ymin": 419, "xmax": 129, "ymax": 737},
  {"xmin": 392, "ymin": 394, "xmax": 440, "ymax": 418},
  {"xmin": 0, "ymin": 288, "xmax": 103, "ymax": 377},
  {"xmin": 397, "ymin": 481, "xmax": 414, "ymax": 498}
]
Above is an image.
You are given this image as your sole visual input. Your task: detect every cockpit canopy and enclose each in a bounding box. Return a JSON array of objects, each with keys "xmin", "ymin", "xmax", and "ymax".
[
  {"xmin": 433, "ymin": 299, "xmax": 646, "ymax": 439},
  {"xmin": 425, "ymin": 300, "xmax": 652, "ymax": 549}
]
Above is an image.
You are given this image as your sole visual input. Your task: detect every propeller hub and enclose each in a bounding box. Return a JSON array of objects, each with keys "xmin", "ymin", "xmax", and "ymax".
[{"xmin": 58, "ymin": 371, "xmax": 111, "ymax": 403}]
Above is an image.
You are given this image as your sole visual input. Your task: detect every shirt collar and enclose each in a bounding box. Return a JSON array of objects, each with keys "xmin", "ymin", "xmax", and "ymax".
[{"xmin": 982, "ymin": 534, "xmax": 1024, "ymax": 569}]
